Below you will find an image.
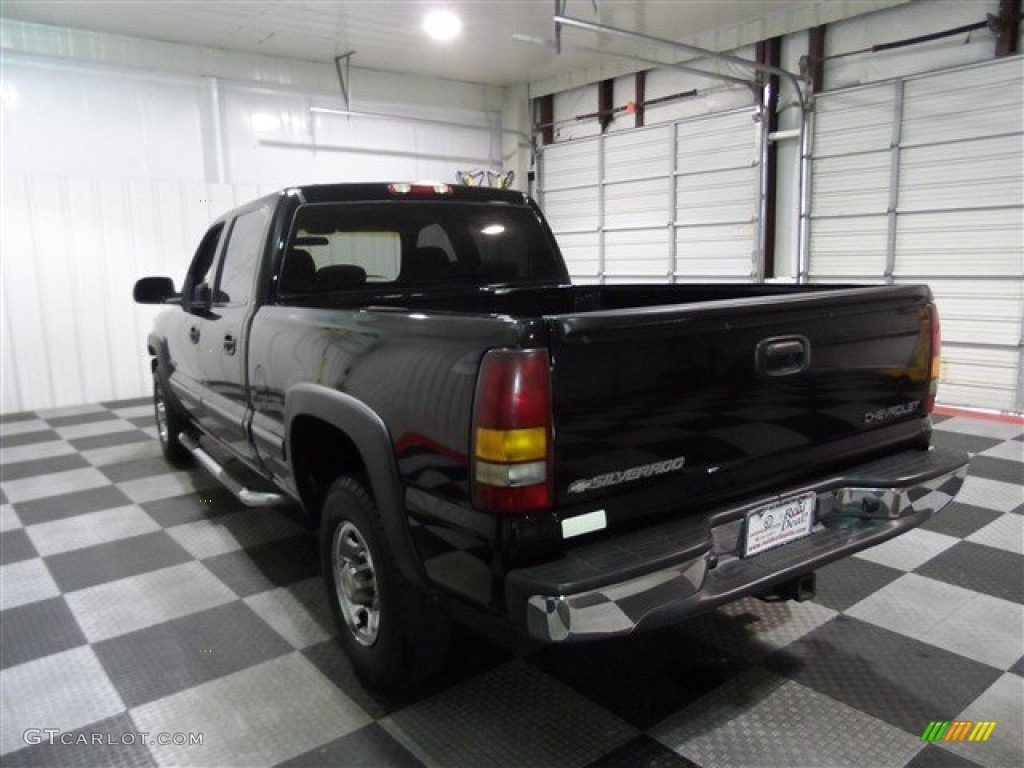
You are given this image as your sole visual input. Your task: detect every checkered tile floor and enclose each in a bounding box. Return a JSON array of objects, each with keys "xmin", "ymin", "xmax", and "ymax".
[{"xmin": 1, "ymin": 400, "xmax": 1021, "ymax": 768}]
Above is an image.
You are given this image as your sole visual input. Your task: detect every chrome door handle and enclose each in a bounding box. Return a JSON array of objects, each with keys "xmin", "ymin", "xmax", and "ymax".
[{"xmin": 189, "ymin": 326, "xmax": 200, "ymax": 344}]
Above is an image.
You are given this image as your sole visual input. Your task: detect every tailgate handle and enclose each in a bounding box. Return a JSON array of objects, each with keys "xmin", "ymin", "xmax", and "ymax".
[{"xmin": 757, "ymin": 336, "xmax": 810, "ymax": 377}]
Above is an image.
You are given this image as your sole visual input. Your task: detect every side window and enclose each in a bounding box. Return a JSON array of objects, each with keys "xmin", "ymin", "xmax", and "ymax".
[
  {"xmin": 186, "ymin": 222, "xmax": 225, "ymax": 308},
  {"xmin": 216, "ymin": 206, "xmax": 270, "ymax": 305}
]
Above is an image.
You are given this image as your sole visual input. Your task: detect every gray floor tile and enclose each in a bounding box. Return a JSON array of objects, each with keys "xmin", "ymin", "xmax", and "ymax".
[
  {"xmin": 383, "ymin": 660, "xmax": 637, "ymax": 768},
  {"xmin": 934, "ymin": 418, "xmax": 1022, "ymax": 441},
  {"xmin": 45, "ymin": 411, "xmax": 119, "ymax": 428},
  {"xmin": 1010, "ymin": 656, "xmax": 1024, "ymax": 676},
  {"xmin": 765, "ymin": 615, "xmax": 1002, "ymax": 734},
  {"xmin": 0, "ymin": 439, "xmax": 76, "ymax": 465},
  {"xmin": 80, "ymin": 440, "xmax": 163, "ymax": 468},
  {"xmin": 95, "ymin": 601, "xmax": 292, "ymax": 708},
  {"xmin": 931, "ymin": 431, "xmax": 1004, "ymax": 456},
  {"xmin": 13, "ymin": 485, "xmax": 133, "ymax": 526},
  {"xmin": 652, "ymin": 667, "xmax": 922, "ymax": 768},
  {"xmin": 846, "ymin": 572, "xmax": 1022, "ymax": 669},
  {"xmin": 0, "ymin": 646, "xmax": 124, "ymax": 755},
  {"xmin": 979, "ymin": 439, "xmax": 1024, "ymax": 463},
  {"xmin": 244, "ymin": 582, "xmax": 331, "ymax": 650},
  {"xmin": 117, "ymin": 470, "xmax": 218, "ymax": 504},
  {"xmin": 955, "ymin": 475, "xmax": 1024, "ymax": 513},
  {"xmin": 915, "ymin": 540, "xmax": 1024, "ymax": 604},
  {"xmin": 1, "ymin": 466, "xmax": 112, "ymax": 504},
  {"xmin": 0, "ymin": 596, "xmax": 87, "ymax": 670},
  {"xmin": 0, "ymin": 528, "xmax": 37, "ymax": 565},
  {"xmin": 854, "ymin": 526, "xmax": 959, "ymax": 572},
  {"xmin": 70, "ymin": 429, "xmax": 152, "ymax": 453},
  {"xmin": 65, "ymin": 562, "xmax": 237, "ymax": 643},
  {"xmin": 904, "ymin": 745, "xmax": 984, "ymax": 768},
  {"xmin": 99, "ymin": 397, "xmax": 151, "ymax": 410},
  {"xmin": 940, "ymin": 673, "xmax": 1024, "ymax": 768},
  {"xmin": 100, "ymin": 456, "xmax": 187, "ymax": 484},
  {"xmin": 25, "ymin": 505, "xmax": 161, "ymax": 557},
  {"xmin": 0, "ymin": 558, "xmax": 60, "ymax": 611},
  {"xmin": 277, "ymin": 723, "xmax": 424, "ymax": 768},
  {"xmin": 128, "ymin": 415, "xmax": 156, "ymax": 430},
  {"xmin": 54, "ymin": 420, "xmax": 139, "ymax": 441},
  {"xmin": 36, "ymin": 404, "xmax": 108, "ymax": 420},
  {"xmin": 586, "ymin": 737, "xmax": 699, "ymax": 768},
  {"xmin": 0, "ymin": 503, "xmax": 21, "ymax": 532},
  {"xmin": 0, "ymin": 453, "xmax": 90, "ymax": 482},
  {"xmin": 44, "ymin": 531, "xmax": 192, "ymax": 593},
  {"xmin": 0, "ymin": 411, "xmax": 37, "ymax": 424},
  {"xmin": 130, "ymin": 653, "xmax": 371, "ymax": 767},
  {"xmin": 109, "ymin": 405, "xmax": 154, "ymax": 420}
]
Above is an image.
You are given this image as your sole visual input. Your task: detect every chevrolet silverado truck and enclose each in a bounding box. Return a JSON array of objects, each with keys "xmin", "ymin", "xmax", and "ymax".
[{"xmin": 134, "ymin": 182, "xmax": 968, "ymax": 690}]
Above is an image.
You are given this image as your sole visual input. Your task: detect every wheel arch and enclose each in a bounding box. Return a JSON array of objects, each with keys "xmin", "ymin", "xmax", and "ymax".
[{"xmin": 285, "ymin": 383, "xmax": 427, "ymax": 589}]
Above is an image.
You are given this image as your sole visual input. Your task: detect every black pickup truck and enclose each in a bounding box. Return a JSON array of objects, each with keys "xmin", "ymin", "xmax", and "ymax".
[{"xmin": 135, "ymin": 182, "xmax": 968, "ymax": 689}]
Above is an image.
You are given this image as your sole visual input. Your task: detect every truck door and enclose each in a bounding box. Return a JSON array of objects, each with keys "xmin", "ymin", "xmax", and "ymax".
[
  {"xmin": 194, "ymin": 203, "xmax": 270, "ymax": 464},
  {"xmin": 170, "ymin": 221, "xmax": 225, "ymax": 424}
]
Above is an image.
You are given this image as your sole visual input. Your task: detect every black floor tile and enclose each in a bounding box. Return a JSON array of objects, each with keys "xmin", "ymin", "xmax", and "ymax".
[
  {"xmin": 766, "ymin": 615, "xmax": 1002, "ymax": 736},
  {"xmin": 814, "ymin": 554, "xmax": 904, "ymax": 612},
  {"xmin": 0, "ymin": 487, "xmax": 7, "ymax": 504},
  {"xmin": 0, "ymin": 528, "xmax": 38, "ymax": 565},
  {"xmin": 0, "ymin": 597, "xmax": 87, "ymax": 670},
  {"xmin": 903, "ymin": 744, "xmax": 984, "ymax": 768},
  {"xmin": 100, "ymin": 397, "xmax": 151, "ymax": 409},
  {"xmin": 932, "ymin": 432, "xmax": 1003, "ymax": 456},
  {"xmin": 13, "ymin": 485, "xmax": 133, "ymax": 525},
  {"xmin": 44, "ymin": 532, "xmax": 192, "ymax": 592},
  {"xmin": 201, "ymin": 534, "xmax": 319, "ymax": 597},
  {"xmin": 586, "ymin": 737, "xmax": 698, "ymax": 768},
  {"xmin": 69, "ymin": 429, "xmax": 152, "ymax": 452},
  {"xmin": 140, "ymin": 488, "xmax": 239, "ymax": 527},
  {"xmin": 531, "ymin": 627, "xmax": 746, "ymax": 730},
  {"xmin": 965, "ymin": 455, "xmax": 1023, "ymax": 485},
  {"xmin": 2, "ymin": 429, "xmax": 62, "ymax": 449},
  {"xmin": 1, "ymin": 712, "xmax": 157, "ymax": 768},
  {"xmin": 915, "ymin": 541, "xmax": 1024, "ymax": 604},
  {"xmin": 94, "ymin": 601, "xmax": 291, "ymax": 708},
  {"xmin": 45, "ymin": 411, "xmax": 119, "ymax": 428},
  {"xmin": 920, "ymin": 501, "xmax": 1002, "ymax": 539},
  {"xmin": 128, "ymin": 415, "xmax": 156, "ymax": 430},
  {"xmin": 0, "ymin": 411, "xmax": 38, "ymax": 424},
  {"xmin": 100, "ymin": 456, "xmax": 182, "ymax": 484},
  {"xmin": 302, "ymin": 623, "xmax": 514, "ymax": 720},
  {"xmin": 1, "ymin": 453, "xmax": 88, "ymax": 482},
  {"xmin": 1010, "ymin": 656, "xmax": 1024, "ymax": 676},
  {"xmin": 277, "ymin": 723, "xmax": 424, "ymax": 768}
]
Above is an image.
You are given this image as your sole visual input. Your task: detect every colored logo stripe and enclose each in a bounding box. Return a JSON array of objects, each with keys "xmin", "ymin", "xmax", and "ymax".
[{"xmin": 922, "ymin": 720, "xmax": 997, "ymax": 742}]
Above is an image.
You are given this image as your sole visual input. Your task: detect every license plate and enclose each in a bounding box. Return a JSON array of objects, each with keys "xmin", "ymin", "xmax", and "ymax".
[{"xmin": 743, "ymin": 493, "xmax": 816, "ymax": 557}]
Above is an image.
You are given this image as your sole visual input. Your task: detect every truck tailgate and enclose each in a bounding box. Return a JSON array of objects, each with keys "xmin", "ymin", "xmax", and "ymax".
[{"xmin": 547, "ymin": 285, "xmax": 936, "ymax": 525}]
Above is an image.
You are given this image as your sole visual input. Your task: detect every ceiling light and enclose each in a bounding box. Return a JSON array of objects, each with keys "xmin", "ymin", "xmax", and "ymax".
[{"xmin": 424, "ymin": 10, "xmax": 462, "ymax": 42}]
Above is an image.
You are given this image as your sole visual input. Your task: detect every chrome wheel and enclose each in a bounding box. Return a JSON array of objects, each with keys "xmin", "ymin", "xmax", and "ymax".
[
  {"xmin": 332, "ymin": 520, "xmax": 380, "ymax": 646},
  {"xmin": 154, "ymin": 381, "xmax": 169, "ymax": 446}
]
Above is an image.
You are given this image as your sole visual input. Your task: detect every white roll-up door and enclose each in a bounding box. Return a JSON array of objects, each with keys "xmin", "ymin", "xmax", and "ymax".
[
  {"xmin": 539, "ymin": 107, "xmax": 761, "ymax": 285},
  {"xmin": 809, "ymin": 57, "xmax": 1023, "ymax": 412}
]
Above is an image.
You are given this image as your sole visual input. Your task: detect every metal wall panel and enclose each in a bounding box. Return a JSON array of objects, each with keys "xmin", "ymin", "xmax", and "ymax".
[
  {"xmin": 810, "ymin": 58, "xmax": 1024, "ymax": 411},
  {"xmin": 540, "ymin": 107, "xmax": 761, "ymax": 286}
]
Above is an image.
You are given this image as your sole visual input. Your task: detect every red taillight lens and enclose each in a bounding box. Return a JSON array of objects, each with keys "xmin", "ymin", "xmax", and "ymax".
[
  {"xmin": 388, "ymin": 182, "xmax": 452, "ymax": 196},
  {"xmin": 471, "ymin": 348, "xmax": 552, "ymax": 514},
  {"xmin": 926, "ymin": 303, "xmax": 941, "ymax": 413}
]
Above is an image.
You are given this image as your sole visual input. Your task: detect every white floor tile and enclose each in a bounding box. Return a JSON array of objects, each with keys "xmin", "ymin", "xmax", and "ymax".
[{"xmin": 26, "ymin": 505, "xmax": 162, "ymax": 557}]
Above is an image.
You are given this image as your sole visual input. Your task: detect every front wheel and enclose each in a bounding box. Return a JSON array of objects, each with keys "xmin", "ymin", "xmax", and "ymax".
[
  {"xmin": 153, "ymin": 373, "xmax": 192, "ymax": 467},
  {"xmin": 321, "ymin": 475, "xmax": 450, "ymax": 690}
]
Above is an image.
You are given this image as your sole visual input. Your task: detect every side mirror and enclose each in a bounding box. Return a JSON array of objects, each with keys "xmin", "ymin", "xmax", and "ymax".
[{"xmin": 133, "ymin": 277, "xmax": 178, "ymax": 304}]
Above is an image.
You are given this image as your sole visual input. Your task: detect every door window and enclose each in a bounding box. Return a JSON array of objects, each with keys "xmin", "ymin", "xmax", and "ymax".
[
  {"xmin": 185, "ymin": 222, "xmax": 225, "ymax": 309},
  {"xmin": 216, "ymin": 206, "xmax": 271, "ymax": 306}
]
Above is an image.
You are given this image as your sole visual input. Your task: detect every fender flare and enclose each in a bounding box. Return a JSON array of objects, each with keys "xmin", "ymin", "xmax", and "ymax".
[
  {"xmin": 147, "ymin": 333, "xmax": 188, "ymax": 414},
  {"xmin": 284, "ymin": 383, "xmax": 428, "ymax": 589}
]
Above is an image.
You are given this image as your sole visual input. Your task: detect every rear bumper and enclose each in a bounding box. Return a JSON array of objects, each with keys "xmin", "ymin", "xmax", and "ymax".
[{"xmin": 506, "ymin": 447, "xmax": 968, "ymax": 642}]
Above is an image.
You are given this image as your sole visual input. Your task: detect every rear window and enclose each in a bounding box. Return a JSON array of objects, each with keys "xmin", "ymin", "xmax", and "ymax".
[{"xmin": 278, "ymin": 202, "xmax": 564, "ymax": 294}]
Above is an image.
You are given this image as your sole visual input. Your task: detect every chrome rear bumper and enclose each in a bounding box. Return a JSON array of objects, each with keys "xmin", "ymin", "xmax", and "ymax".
[{"xmin": 508, "ymin": 447, "xmax": 968, "ymax": 643}]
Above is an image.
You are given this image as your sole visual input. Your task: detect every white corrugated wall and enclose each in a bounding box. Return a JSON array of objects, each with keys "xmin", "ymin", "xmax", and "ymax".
[
  {"xmin": 0, "ymin": 23, "xmax": 503, "ymax": 414},
  {"xmin": 809, "ymin": 57, "xmax": 1024, "ymax": 411}
]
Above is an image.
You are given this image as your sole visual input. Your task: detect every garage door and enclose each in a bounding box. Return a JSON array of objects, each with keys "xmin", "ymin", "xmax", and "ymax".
[
  {"xmin": 539, "ymin": 107, "xmax": 763, "ymax": 285},
  {"xmin": 809, "ymin": 57, "xmax": 1023, "ymax": 412}
]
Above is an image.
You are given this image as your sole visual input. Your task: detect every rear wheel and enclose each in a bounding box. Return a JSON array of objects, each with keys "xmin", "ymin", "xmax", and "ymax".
[
  {"xmin": 321, "ymin": 475, "xmax": 449, "ymax": 690},
  {"xmin": 153, "ymin": 373, "xmax": 192, "ymax": 467}
]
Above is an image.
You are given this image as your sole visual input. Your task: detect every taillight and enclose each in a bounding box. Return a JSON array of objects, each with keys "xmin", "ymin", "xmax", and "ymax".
[
  {"xmin": 388, "ymin": 182, "xmax": 452, "ymax": 196},
  {"xmin": 471, "ymin": 348, "xmax": 552, "ymax": 514},
  {"xmin": 926, "ymin": 303, "xmax": 941, "ymax": 413}
]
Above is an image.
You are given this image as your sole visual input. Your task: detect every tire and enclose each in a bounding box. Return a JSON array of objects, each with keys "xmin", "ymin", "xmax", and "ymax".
[
  {"xmin": 321, "ymin": 475, "xmax": 450, "ymax": 691},
  {"xmin": 153, "ymin": 372, "xmax": 193, "ymax": 467}
]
